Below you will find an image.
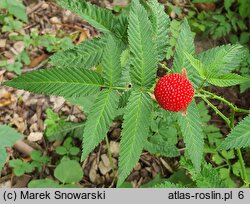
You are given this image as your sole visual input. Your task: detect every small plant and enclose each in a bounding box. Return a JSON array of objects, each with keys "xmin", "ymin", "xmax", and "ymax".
[
  {"xmin": 0, "ymin": 0, "xmax": 28, "ymax": 32},
  {"xmin": 2, "ymin": 0, "xmax": 250, "ymax": 187},
  {"xmin": 55, "ymin": 137, "xmax": 80, "ymax": 158},
  {"xmin": 9, "ymin": 150, "xmax": 50, "ymax": 176},
  {"xmin": 44, "ymin": 108, "xmax": 84, "ymax": 141},
  {"xmin": 28, "ymin": 157, "xmax": 83, "ymax": 187},
  {"xmin": 185, "ymin": 0, "xmax": 250, "ymax": 44}
]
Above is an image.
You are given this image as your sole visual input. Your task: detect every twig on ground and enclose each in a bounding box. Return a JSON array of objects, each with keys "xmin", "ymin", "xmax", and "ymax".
[{"xmin": 13, "ymin": 139, "xmax": 34, "ymax": 156}]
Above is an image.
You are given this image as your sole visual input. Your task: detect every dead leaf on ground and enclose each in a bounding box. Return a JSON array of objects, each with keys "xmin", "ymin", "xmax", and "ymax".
[
  {"xmin": 110, "ymin": 141, "xmax": 119, "ymax": 157},
  {"xmin": 0, "ymin": 39, "xmax": 6, "ymax": 48},
  {"xmin": 13, "ymin": 175, "xmax": 31, "ymax": 188},
  {"xmin": 13, "ymin": 41, "xmax": 25, "ymax": 54},
  {"xmin": 0, "ymin": 70, "xmax": 6, "ymax": 82},
  {"xmin": 99, "ymin": 161, "xmax": 112, "ymax": 175},
  {"xmin": 0, "ymin": 180, "xmax": 11, "ymax": 188},
  {"xmin": 89, "ymin": 159, "xmax": 98, "ymax": 183},
  {"xmin": 0, "ymin": 90, "xmax": 15, "ymax": 107},
  {"xmin": 52, "ymin": 96, "xmax": 65, "ymax": 110},
  {"xmin": 27, "ymin": 132, "xmax": 43, "ymax": 142},
  {"xmin": 10, "ymin": 114, "xmax": 26, "ymax": 133},
  {"xmin": 194, "ymin": 3, "xmax": 216, "ymax": 11},
  {"xmin": 28, "ymin": 53, "xmax": 49, "ymax": 68},
  {"xmin": 77, "ymin": 30, "xmax": 88, "ymax": 44}
]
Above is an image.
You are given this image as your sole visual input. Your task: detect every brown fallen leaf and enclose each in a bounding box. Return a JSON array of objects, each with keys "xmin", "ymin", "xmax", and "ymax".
[
  {"xmin": 99, "ymin": 161, "xmax": 112, "ymax": 175},
  {"xmin": 27, "ymin": 132, "xmax": 43, "ymax": 142},
  {"xmin": 77, "ymin": 30, "xmax": 88, "ymax": 44},
  {"xmin": 110, "ymin": 141, "xmax": 119, "ymax": 158},
  {"xmin": 13, "ymin": 41, "xmax": 25, "ymax": 54},
  {"xmin": 0, "ymin": 70, "xmax": 6, "ymax": 82},
  {"xmin": 0, "ymin": 90, "xmax": 15, "ymax": 107},
  {"xmin": 10, "ymin": 114, "xmax": 26, "ymax": 133},
  {"xmin": 13, "ymin": 175, "xmax": 31, "ymax": 188},
  {"xmin": 0, "ymin": 39, "xmax": 6, "ymax": 48},
  {"xmin": 194, "ymin": 3, "xmax": 216, "ymax": 11},
  {"xmin": 28, "ymin": 53, "xmax": 49, "ymax": 68}
]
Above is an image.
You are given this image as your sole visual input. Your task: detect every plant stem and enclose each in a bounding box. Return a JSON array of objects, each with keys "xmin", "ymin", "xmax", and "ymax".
[
  {"xmin": 236, "ymin": 149, "xmax": 249, "ymax": 186},
  {"xmin": 201, "ymin": 90, "xmax": 250, "ymax": 114},
  {"xmin": 105, "ymin": 135, "xmax": 115, "ymax": 177},
  {"xmin": 158, "ymin": 63, "xmax": 172, "ymax": 73},
  {"xmin": 214, "ymin": 164, "xmax": 229, "ymax": 170},
  {"xmin": 200, "ymin": 95, "xmax": 230, "ymax": 126},
  {"xmin": 197, "ymin": 78, "xmax": 207, "ymax": 91}
]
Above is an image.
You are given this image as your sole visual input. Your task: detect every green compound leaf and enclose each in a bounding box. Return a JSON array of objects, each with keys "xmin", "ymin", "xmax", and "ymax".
[
  {"xmin": 198, "ymin": 44, "xmax": 247, "ymax": 77},
  {"xmin": 153, "ymin": 181, "xmax": 185, "ymax": 188},
  {"xmin": 208, "ymin": 73, "xmax": 250, "ymax": 87},
  {"xmin": 54, "ymin": 159, "xmax": 83, "ymax": 183},
  {"xmin": 118, "ymin": 91, "xmax": 152, "ymax": 186},
  {"xmin": 3, "ymin": 67, "xmax": 104, "ymax": 98},
  {"xmin": 112, "ymin": 13, "xmax": 129, "ymax": 40},
  {"xmin": 102, "ymin": 35, "xmax": 123, "ymax": 86},
  {"xmin": 172, "ymin": 19, "xmax": 203, "ymax": 88},
  {"xmin": 128, "ymin": 0, "xmax": 157, "ymax": 88},
  {"xmin": 178, "ymin": 102, "xmax": 204, "ymax": 172},
  {"xmin": 57, "ymin": 0, "xmax": 114, "ymax": 33},
  {"xmin": 172, "ymin": 19, "xmax": 195, "ymax": 74},
  {"xmin": 183, "ymin": 51, "xmax": 207, "ymax": 79},
  {"xmin": 81, "ymin": 90, "xmax": 119, "ymax": 160},
  {"xmin": 145, "ymin": 141, "xmax": 180, "ymax": 157},
  {"xmin": 196, "ymin": 164, "xmax": 226, "ymax": 187},
  {"xmin": 50, "ymin": 36, "xmax": 107, "ymax": 69},
  {"xmin": 220, "ymin": 115, "xmax": 250, "ymax": 149},
  {"xmin": 181, "ymin": 158, "xmax": 226, "ymax": 188},
  {"xmin": 145, "ymin": 125, "xmax": 180, "ymax": 157},
  {"xmin": 148, "ymin": 0, "xmax": 170, "ymax": 61},
  {"xmin": 0, "ymin": 125, "xmax": 24, "ymax": 170}
]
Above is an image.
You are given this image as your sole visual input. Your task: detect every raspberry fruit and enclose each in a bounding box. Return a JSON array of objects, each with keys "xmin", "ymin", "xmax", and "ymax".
[{"xmin": 154, "ymin": 69, "xmax": 194, "ymax": 114}]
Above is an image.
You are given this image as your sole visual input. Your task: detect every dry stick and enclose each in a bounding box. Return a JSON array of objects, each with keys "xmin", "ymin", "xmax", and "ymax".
[
  {"xmin": 13, "ymin": 139, "xmax": 34, "ymax": 156},
  {"xmin": 26, "ymin": 1, "xmax": 44, "ymax": 15},
  {"xmin": 50, "ymin": 22, "xmax": 87, "ymax": 33}
]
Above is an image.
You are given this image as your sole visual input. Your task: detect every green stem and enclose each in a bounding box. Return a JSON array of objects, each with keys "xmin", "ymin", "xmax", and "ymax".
[
  {"xmin": 214, "ymin": 164, "xmax": 229, "ymax": 170},
  {"xmin": 237, "ymin": 149, "xmax": 249, "ymax": 186},
  {"xmin": 197, "ymin": 78, "xmax": 207, "ymax": 91},
  {"xmin": 200, "ymin": 95, "xmax": 230, "ymax": 126},
  {"xmin": 102, "ymin": 86, "xmax": 152, "ymax": 93},
  {"xmin": 234, "ymin": 107, "xmax": 250, "ymax": 114},
  {"xmin": 201, "ymin": 90, "xmax": 250, "ymax": 114},
  {"xmin": 105, "ymin": 135, "xmax": 115, "ymax": 177},
  {"xmin": 158, "ymin": 63, "xmax": 172, "ymax": 73}
]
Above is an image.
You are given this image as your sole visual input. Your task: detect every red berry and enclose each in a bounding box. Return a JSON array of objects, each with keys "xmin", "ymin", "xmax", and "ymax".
[{"xmin": 154, "ymin": 71, "xmax": 194, "ymax": 113}]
